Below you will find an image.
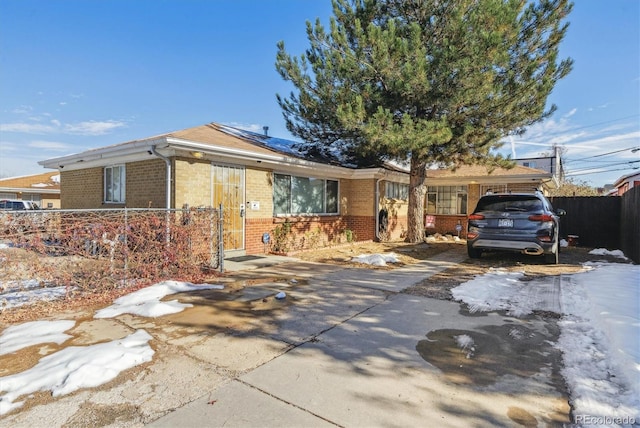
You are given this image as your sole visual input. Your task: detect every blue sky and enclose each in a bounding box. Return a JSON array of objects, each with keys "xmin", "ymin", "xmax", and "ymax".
[{"xmin": 1, "ymin": 0, "xmax": 638, "ymax": 188}]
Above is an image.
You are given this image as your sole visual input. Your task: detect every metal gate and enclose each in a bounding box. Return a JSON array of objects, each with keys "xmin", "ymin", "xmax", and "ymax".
[{"xmin": 211, "ymin": 164, "xmax": 245, "ymax": 252}]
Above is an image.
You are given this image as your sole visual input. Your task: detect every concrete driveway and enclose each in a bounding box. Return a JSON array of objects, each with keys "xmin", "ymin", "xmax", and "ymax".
[{"xmin": 2, "ymin": 250, "xmax": 570, "ymax": 427}]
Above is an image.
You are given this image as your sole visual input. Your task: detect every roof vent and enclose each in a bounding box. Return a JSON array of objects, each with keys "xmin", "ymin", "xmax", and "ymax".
[{"xmin": 263, "ymin": 126, "xmax": 269, "ymax": 136}]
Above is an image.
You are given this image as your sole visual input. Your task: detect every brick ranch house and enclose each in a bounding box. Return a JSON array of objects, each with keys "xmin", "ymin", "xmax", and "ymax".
[{"xmin": 39, "ymin": 122, "xmax": 558, "ymax": 255}]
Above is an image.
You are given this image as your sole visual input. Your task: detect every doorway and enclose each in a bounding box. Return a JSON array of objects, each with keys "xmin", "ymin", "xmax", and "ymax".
[{"xmin": 211, "ymin": 164, "xmax": 245, "ymax": 252}]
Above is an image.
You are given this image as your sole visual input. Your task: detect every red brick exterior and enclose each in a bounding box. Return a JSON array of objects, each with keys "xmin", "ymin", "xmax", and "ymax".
[
  {"xmin": 425, "ymin": 214, "xmax": 467, "ymax": 238},
  {"xmin": 245, "ymin": 215, "xmax": 376, "ymax": 255}
]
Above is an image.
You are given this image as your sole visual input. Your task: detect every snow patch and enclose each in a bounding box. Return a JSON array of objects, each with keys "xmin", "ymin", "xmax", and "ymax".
[
  {"xmin": 1, "ymin": 286, "xmax": 68, "ymax": 310},
  {"xmin": 589, "ymin": 248, "xmax": 629, "ymax": 260},
  {"xmin": 0, "ymin": 329, "xmax": 154, "ymax": 415},
  {"xmin": 0, "ymin": 320, "xmax": 75, "ymax": 356},
  {"xmin": 94, "ymin": 280, "xmax": 224, "ymax": 318},
  {"xmin": 352, "ymin": 253, "xmax": 399, "ymax": 266},
  {"xmin": 453, "ymin": 262, "xmax": 640, "ymax": 422}
]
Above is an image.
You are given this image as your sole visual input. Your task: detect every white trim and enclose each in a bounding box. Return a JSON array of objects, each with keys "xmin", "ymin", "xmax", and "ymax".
[{"xmin": 0, "ymin": 187, "xmax": 59, "ymax": 195}]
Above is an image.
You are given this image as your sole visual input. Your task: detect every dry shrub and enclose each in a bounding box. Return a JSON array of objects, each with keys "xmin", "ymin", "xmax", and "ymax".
[{"xmin": 0, "ymin": 208, "xmax": 222, "ymax": 295}]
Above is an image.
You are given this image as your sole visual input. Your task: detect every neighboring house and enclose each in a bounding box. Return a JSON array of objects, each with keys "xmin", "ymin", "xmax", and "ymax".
[
  {"xmin": 0, "ymin": 172, "xmax": 61, "ymax": 209},
  {"xmin": 514, "ymin": 146, "xmax": 564, "ymax": 181},
  {"xmin": 608, "ymin": 171, "xmax": 640, "ymax": 196},
  {"xmin": 39, "ymin": 122, "xmax": 557, "ymax": 255}
]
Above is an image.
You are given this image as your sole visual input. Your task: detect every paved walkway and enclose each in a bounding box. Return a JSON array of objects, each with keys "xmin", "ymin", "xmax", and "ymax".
[
  {"xmin": 0, "ymin": 248, "xmax": 573, "ymax": 427},
  {"xmin": 148, "ymin": 249, "xmax": 570, "ymax": 427}
]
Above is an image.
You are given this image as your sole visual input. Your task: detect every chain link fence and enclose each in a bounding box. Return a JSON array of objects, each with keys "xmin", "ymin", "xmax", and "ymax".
[{"xmin": 0, "ymin": 207, "xmax": 223, "ymax": 290}]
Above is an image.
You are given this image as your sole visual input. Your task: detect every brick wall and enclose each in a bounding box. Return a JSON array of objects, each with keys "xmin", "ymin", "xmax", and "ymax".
[
  {"xmin": 60, "ymin": 160, "xmax": 168, "ymax": 209},
  {"xmin": 425, "ymin": 215, "xmax": 467, "ymax": 238},
  {"xmin": 245, "ymin": 168, "xmax": 274, "ymax": 219},
  {"xmin": 345, "ymin": 178, "xmax": 375, "ymax": 216},
  {"xmin": 174, "ymin": 158, "xmax": 210, "ymax": 208},
  {"xmin": 60, "ymin": 168, "xmax": 103, "ymax": 209},
  {"xmin": 245, "ymin": 215, "xmax": 353, "ymax": 255},
  {"xmin": 127, "ymin": 159, "xmax": 168, "ymax": 208},
  {"xmin": 380, "ymin": 197, "xmax": 409, "ymax": 241}
]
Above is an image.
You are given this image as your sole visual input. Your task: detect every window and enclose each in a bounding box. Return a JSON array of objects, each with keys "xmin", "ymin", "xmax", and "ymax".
[
  {"xmin": 273, "ymin": 173, "xmax": 339, "ymax": 215},
  {"xmin": 104, "ymin": 165, "xmax": 126, "ymax": 203},
  {"xmin": 385, "ymin": 182, "xmax": 409, "ymax": 200},
  {"xmin": 522, "ymin": 161, "xmax": 536, "ymax": 168},
  {"xmin": 426, "ymin": 186, "xmax": 467, "ymax": 215}
]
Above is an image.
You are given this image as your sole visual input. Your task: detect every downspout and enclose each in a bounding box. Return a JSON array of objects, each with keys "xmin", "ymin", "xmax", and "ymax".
[
  {"xmin": 150, "ymin": 145, "xmax": 171, "ymax": 209},
  {"xmin": 150, "ymin": 145, "xmax": 172, "ymax": 247},
  {"xmin": 375, "ymin": 177, "xmax": 384, "ymax": 241}
]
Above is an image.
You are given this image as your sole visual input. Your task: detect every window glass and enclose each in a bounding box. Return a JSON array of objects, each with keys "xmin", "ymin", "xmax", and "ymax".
[
  {"xmin": 385, "ymin": 182, "xmax": 409, "ymax": 200},
  {"xmin": 105, "ymin": 165, "xmax": 125, "ymax": 203},
  {"xmin": 274, "ymin": 173, "xmax": 338, "ymax": 215},
  {"xmin": 426, "ymin": 185, "xmax": 467, "ymax": 215},
  {"xmin": 273, "ymin": 174, "xmax": 291, "ymax": 215},
  {"xmin": 326, "ymin": 180, "xmax": 339, "ymax": 213}
]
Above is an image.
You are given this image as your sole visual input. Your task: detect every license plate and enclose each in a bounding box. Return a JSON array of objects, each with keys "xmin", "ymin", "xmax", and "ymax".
[{"xmin": 498, "ymin": 218, "xmax": 513, "ymax": 227}]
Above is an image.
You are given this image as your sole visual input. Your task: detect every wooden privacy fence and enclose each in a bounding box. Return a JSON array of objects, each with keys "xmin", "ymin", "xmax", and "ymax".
[
  {"xmin": 551, "ymin": 186, "xmax": 639, "ymax": 263},
  {"xmin": 0, "ymin": 207, "xmax": 224, "ymax": 289}
]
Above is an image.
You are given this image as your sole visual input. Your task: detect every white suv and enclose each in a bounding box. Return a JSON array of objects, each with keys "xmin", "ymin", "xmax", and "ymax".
[{"xmin": 0, "ymin": 199, "xmax": 41, "ymax": 210}]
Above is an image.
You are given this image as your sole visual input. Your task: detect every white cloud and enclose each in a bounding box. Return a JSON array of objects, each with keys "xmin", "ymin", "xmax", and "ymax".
[
  {"xmin": 0, "ymin": 119, "xmax": 126, "ymax": 136},
  {"xmin": 28, "ymin": 140, "xmax": 73, "ymax": 151},
  {"xmin": 0, "ymin": 122, "xmax": 58, "ymax": 134},
  {"xmin": 63, "ymin": 120, "xmax": 126, "ymax": 135},
  {"xmin": 11, "ymin": 105, "xmax": 33, "ymax": 115}
]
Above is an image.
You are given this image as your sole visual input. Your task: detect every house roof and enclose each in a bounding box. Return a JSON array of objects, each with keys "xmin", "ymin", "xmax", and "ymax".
[
  {"xmin": 38, "ymin": 121, "xmax": 555, "ymax": 187},
  {"xmin": 424, "ymin": 163, "xmax": 557, "ymax": 188},
  {"xmin": 0, "ymin": 171, "xmax": 61, "ymax": 194},
  {"xmin": 613, "ymin": 171, "xmax": 640, "ymax": 188}
]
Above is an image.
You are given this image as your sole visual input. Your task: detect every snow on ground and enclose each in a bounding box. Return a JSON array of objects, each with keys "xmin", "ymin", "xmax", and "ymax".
[
  {"xmin": 0, "ymin": 320, "xmax": 75, "ymax": 356},
  {"xmin": 452, "ymin": 260, "xmax": 640, "ymax": 424},
  {"xmin": 589, "ymin": 248, "xmax": 629, "ymax": 260},
  {"xmin": 0, "ymin": 285, "xmax": 69, "ymax": 310},
  {"xmin": 0, "ymin": 280, "xmax": 224, "ymax": 416},
  {"xmin": 94, "ymin": 280, "xmax": 224, "ymax": 318},
  {"xmin": 352, "ymin": 252, "xmax": 399, "ymax": 266},
  {"xmin": 0, "ymin": 330, "xmax": 154, "ymax": 415}
]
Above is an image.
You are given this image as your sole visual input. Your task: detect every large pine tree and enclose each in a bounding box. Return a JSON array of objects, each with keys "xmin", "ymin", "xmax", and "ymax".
[{"xmin": 276, "ymin": 0, "xmax": 573, "ymax": 242}]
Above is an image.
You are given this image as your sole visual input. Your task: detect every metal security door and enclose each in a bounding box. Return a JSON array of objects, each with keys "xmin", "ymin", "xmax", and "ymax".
[{"xmin": 211, "ymin": 164, "xmax": 245, "ymax": 251}]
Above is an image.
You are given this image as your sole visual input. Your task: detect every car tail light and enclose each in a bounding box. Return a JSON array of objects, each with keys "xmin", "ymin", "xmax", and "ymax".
[
  {"xmin": 538, "ymin": 235, "xmax": 552, "ymax": 242},
  {"xmin": 528, "ymin": 214, "xmax": 553, "ymax": 222},
  {"xmin": 467, "ymin": 232, "xmax": 478, "ymax": 239},
  {"xmin": 468, "ymin": 214, "xmax": 485, "ymax": 220}
]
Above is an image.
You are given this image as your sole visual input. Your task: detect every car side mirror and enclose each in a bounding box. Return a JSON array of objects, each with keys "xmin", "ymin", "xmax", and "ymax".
[{"xmin": 556, "ymin": 208, "xmax": 566, "ymax": 216}]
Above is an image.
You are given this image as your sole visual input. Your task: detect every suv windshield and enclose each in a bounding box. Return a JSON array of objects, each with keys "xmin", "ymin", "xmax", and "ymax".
[{"xmin": 475, "ymin": 195, "xmax": 542, "ymax": 213}]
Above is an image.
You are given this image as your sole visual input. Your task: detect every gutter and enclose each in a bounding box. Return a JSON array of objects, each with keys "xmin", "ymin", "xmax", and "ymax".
[{"xmin": 150, "ymin": 145, "xmax": 172, "ymax": 209}]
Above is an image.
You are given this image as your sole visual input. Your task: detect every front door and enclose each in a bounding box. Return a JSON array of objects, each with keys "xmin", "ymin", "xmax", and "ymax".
[{"xmin": 211, "ymin": 164, "xmax": 245, "ymax": 252}]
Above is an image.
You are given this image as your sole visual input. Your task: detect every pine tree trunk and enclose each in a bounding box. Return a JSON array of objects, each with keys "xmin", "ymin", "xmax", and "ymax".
[{"xmin": 407, "ymin": 156, "xmax": 427, "ymax": 243}]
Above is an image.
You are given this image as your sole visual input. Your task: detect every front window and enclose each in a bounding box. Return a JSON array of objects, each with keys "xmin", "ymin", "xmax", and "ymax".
[
  {"xmin": 273, "ymin": 173, "xmax": 339, "ymax": 215},
  {"xmin": 104, "ymin": 165, "xmax": 126, "ymax": 203},
  {"xmin": 426, "ymin": 186, "xmax": 467, "ymax": 215},
  {"xmin": 385, "ymin": 182, "xmax": 409, "ymax": 200}
]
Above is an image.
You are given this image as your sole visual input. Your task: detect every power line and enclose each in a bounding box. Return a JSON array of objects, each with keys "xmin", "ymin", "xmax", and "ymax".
[
  {"xmin": 564, "ymin": 146, "xmax": 640, "ymax": 164},
  {"xmin": 566, "ymin": 166, "xmax": 639, "ymax": 177},
  {"xmin": 567, "ymin": 160, "xmax": 640, "ymax": 174}
]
